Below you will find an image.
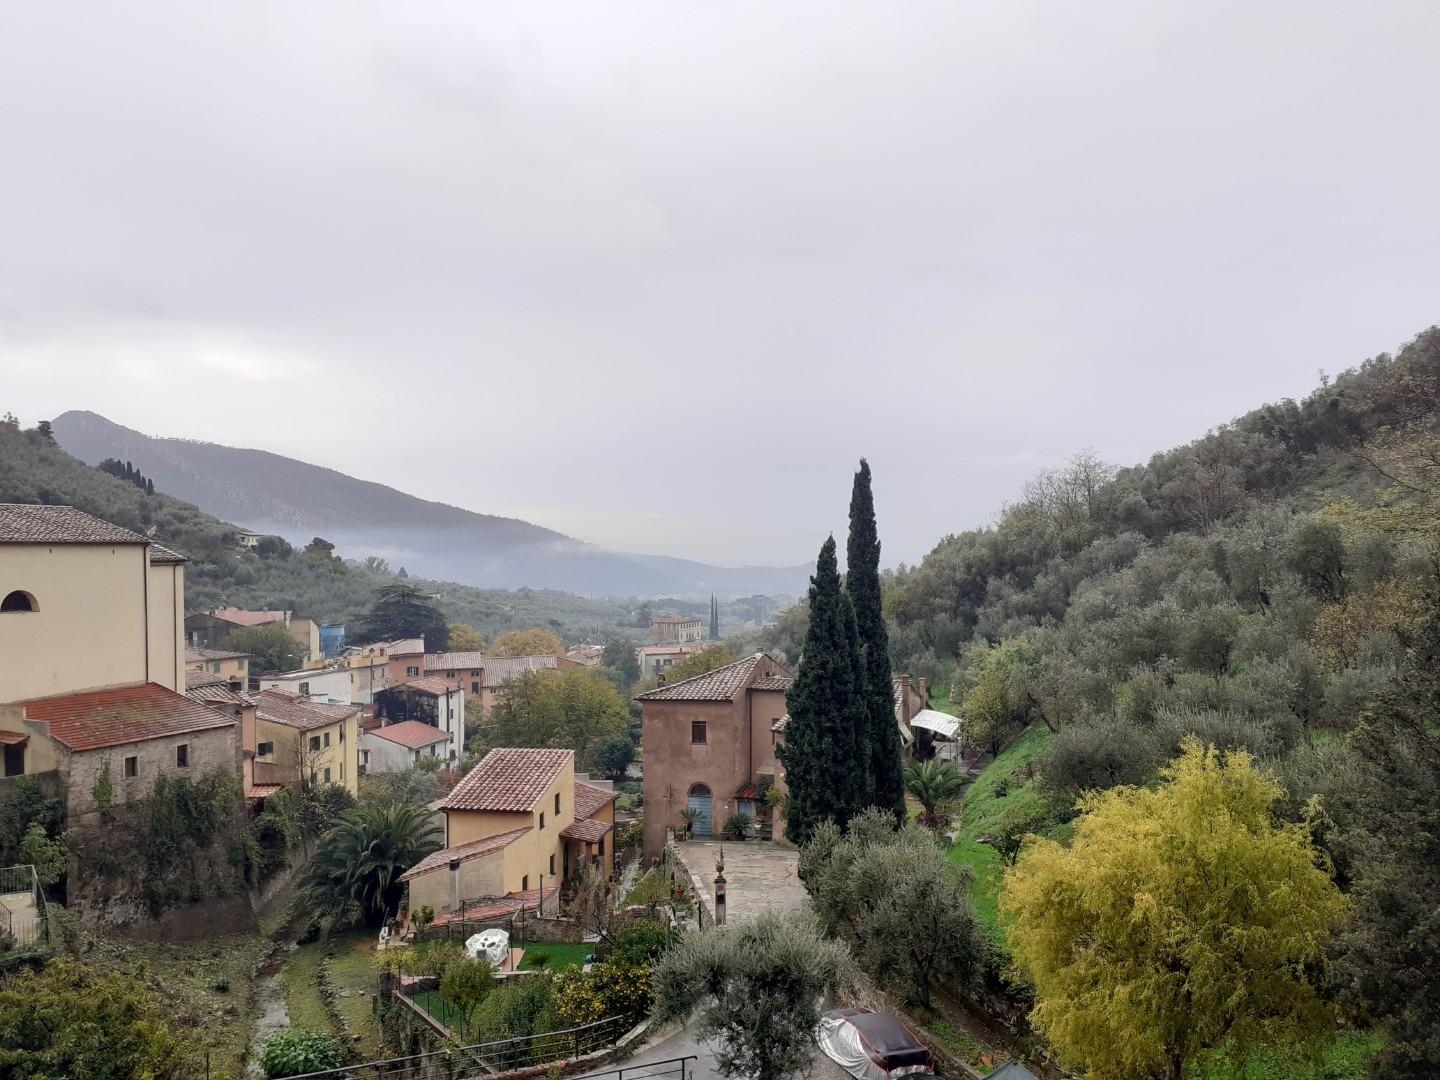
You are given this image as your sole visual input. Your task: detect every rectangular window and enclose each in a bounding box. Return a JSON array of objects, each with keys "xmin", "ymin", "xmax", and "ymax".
[
  {"xmin": 299, "ymin": 682, "xmax": 310, "ymax": 696},
  {"xmin": 540, "ymin": 811, "xmax": 546, "ymax": 829},
  {"xmin": 323, "ymin": 732, "xmax": 331, "ymax": 748},
  {"xmin": 555, "ymin": 792, "xmax": 561, "ymax": 814},
  {"xmin": 123, "ymin": 755, "xmax": 138, "ymax": 779},
  {"xmin": 309, "ymin": 736, "xmax": 321, "ymax": 751},
  {"xmin": 258, "ymin": 741, "xmax": 273, "ymax": 758},
  {"xmin": 339, "ymin": 727, "xmax": 345, "ymax": 743},
  {"xmin": 691, "ymin": 721, "xmax": 707, "ymax": 745},
  {"xmin": 323, "ymin": 767, "xmax": 332, "ymax": 784},
  {"xmin": 549, "ymin": 853, "xmax": 555, "ymax": 875},
  {"xmin": 176, "ymin": 744, "xmax": 189, "ymax": 768},
  {"xmin": 522, "ymin": 874, "xmax": 529, "ymax": 892},
  {"xmin": 2, "ymin": 744, "xmax": 23, "ymax": 778},
  {"xmin": 471, "ymin": 681, "xmax": 480, "ymax": 694},
  {"xmin": 598, "ymin": 837, "xmax": 605, "ymax": 858},
  {"xmin": 471, "ymin": 669, "xmax": 480, "ymax": 677},
  {"xmin": 406, "ymin": 666, "xmax": 419, "ymax": 677}
]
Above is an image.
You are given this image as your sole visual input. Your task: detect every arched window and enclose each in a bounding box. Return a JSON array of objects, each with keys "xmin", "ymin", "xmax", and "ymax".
[
  {"xmin": 1, "ymin": 591, "xmax": 36, "ymax": 613},
  {"xmin": 688, "ymin": 783, "xmax": 711, "ymax": 797}
]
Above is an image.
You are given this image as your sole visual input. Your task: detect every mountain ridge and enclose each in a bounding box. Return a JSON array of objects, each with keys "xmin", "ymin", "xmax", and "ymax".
[{"xmin": 51, "ymin": 410, "xmax": 807, "ymax": 599}]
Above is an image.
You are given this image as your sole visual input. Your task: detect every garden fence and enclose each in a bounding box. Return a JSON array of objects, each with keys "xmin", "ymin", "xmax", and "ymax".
[
  {"xmin": 0, "ymin": 864, "xmax": 49, "ymax": 951},
  {"xmin": 284, "ymin": 1015, "xmax": 633, "ymax": 1080}
]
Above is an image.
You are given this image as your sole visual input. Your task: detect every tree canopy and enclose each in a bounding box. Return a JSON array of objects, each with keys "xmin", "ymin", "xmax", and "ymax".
[
  {"xmin": 847, "ymin": 459, "xmax": 906, "ymax": 821},
  {"xmin": 301, "ymin": 801, "xmax": 441, "ymax": 927},
  {"xmin": 652, "ymin": 910, "xmax": 853, "ymax": 1080},
  {"xmin": 483, "ymin": 667, "xmax": 629, "ymax": 770},
  {"xmin": 489, "ymin": 627, "xmax": 565, "ymax": 656},
  {"xmin": 447, "ymin": 623, "xmax": 486, "ymax": 652},
  {"xmin": 778, "ymin": 536, "xmax": 867, "ymax": 845},
  {"xmin": 1003, "ymin": 739, "xmax": 1347, "ymax": 1080},
  {"xmin": 357, "ymin": 583, "xmax": 449, "ymax": 650},
  {"xmin": 221, "ymin": 623, "xmax": 306, "ymax": 675}
]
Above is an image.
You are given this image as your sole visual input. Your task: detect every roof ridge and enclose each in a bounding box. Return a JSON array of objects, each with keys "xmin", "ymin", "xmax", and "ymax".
[{"xmin": 642, "ymin": 652, "xmax": 758, "ymax": 694}]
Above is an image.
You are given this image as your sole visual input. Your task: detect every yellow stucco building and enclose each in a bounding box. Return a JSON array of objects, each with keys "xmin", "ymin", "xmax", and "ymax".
[{"xmin": 400, "ymin": 747, "xmax": 617, "ymax": 919}]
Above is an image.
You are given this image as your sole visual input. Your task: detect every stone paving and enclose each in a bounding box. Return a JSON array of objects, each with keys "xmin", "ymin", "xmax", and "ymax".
[{"xmin": 671, "ymin": 839, "xmax": 807, "ymax": 924}]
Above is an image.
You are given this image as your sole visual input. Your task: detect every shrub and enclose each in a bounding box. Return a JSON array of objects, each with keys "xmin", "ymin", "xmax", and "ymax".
[
  {"xmin": 550, "ymin": 961, "xmax": 652, "ymax": 1029},
  {"xmin": 608, "ymin": 922, "xmax": 677, "ymax": 966},
  {"xmin": 723, "ymin": 813, "xmax": 753, "ymax": 839},
  {"xmin": 440, "ymin": 958, "xmax": 495, "ymax": 1028},
  {"xmin": 1043, "ymin": 718, "xmax": 1159, "ymax": 794},
  {"xmin": 261, "ymin": 1029, "xmax": 346, "ymax": 1078},
  {"xmin": 473, "ymin": 974, "xmax": 556, "ymax": 1041},
  {"xmin": 526, "ymin": 949, "xmax": 553, "ymax": 969}
]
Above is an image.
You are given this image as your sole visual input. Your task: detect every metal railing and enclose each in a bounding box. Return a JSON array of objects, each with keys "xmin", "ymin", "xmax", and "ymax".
[
  {"xmin": 285, "ymin": 1016, "xmax": 634, "ymax": 1080},
  {"xmin": 0, "ymin": 864, "xmax": 48, "ymax": 951}
]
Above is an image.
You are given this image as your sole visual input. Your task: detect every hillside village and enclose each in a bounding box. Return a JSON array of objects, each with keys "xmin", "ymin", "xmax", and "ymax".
[{"xmin": 0, "ymin": 328, "xmax": 1436, "ymax": 1079}]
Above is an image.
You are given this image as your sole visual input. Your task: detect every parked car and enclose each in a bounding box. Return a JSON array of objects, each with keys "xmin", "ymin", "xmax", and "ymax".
[{"xmin": 816, "ymin": 1007, "xmax": 935, "ymax": 1080}]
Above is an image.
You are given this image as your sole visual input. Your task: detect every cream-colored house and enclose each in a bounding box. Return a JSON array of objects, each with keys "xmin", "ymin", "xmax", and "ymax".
[
  {"xmin": 250, "ymin": 688, "xmax": 360, "ymax": 795},
  {"xmin": 0, "ymin": 505, "xmax": 237, "ymax": 812},
  {"xmin": 186, "ymin": 647, "xmax": 251, "ymax": 687},
  {"xmin": 400, "ymin": 748, "xmax": 617, "ymax": 919}
]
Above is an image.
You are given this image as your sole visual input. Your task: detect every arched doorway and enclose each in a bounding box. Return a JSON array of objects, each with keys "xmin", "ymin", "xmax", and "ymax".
[{"xmin": 687, "ymin": 783, "xmax": 713, "ymax": 837}]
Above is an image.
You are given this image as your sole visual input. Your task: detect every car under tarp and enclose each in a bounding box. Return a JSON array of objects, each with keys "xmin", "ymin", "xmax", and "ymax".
[{"xmin": 816, "ymin": 1008, "xmax": 934, "ymax": 1080}]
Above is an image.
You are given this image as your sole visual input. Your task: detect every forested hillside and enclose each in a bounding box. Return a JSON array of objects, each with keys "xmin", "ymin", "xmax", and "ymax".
[
  {"xmin": 875, "ymin": 326, "xmax": 1440, "ymax": 1076},
  {"xmin": 0, "ymin": 423, "xmax": 645, "ymax": 642}
]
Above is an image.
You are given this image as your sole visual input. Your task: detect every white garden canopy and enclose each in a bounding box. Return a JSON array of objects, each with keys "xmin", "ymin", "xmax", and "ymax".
[{"xmin": 908, "ymin": 709, "xmax": 961, "ymax": 740}]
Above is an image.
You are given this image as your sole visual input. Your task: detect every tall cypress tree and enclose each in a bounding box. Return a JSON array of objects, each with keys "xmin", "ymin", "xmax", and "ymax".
[
  {"xmin": 847, "ymin": 459, "xmax": 906, "ymax": 822},
  {"xmin": 709, "ymin": 594, "xmax": 720, "ymax": 640},
  {"xmin": 778, "ymin": 536, "xmax": 867, "ymax": 845}
]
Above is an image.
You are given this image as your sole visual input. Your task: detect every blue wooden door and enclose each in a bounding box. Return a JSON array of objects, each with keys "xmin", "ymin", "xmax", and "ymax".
[{"xmin": 687, "ymin": 787, "xmax": 713, "ymax": 836}]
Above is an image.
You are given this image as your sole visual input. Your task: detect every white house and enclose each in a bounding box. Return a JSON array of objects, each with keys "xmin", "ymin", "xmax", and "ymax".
[
  {"xmin": 361, "ymin": 721, "xmax": 454, "ymax": 774},
  {"xmin": 258, "ymin": 666, "xmax": 353, "ymax": 706},
  {"xmin": 370, "ymin": 677, "xmax": 465, "ymax": 762}
]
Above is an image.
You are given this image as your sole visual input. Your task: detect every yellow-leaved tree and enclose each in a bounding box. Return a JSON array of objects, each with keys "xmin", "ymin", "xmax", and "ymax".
[
  {"xmin": 489, "ymin": 627, "xmax": 565, "ymax": 656},
  {"xmin": 447, "ymin": 623, "xmax": 486, "ymax": 652},
  {"xmin": 1001, "ymin": 739, "xmax": 1346, "ymax": 1080}
]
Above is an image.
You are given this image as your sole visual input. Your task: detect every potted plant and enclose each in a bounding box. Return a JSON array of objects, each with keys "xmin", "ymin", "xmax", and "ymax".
[
  {"xmin": 678, "ymin": 807, "xmax": 702, "ymax": 839},
  {"xmin": 724, "ymin": 812, "xmax": 754, "ymax": 840}
]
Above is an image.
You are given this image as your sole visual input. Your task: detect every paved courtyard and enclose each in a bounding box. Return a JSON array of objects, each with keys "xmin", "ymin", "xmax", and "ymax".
[{"xmin": 671, "ymin": 839, "xmax": 808, "ymax": 924}]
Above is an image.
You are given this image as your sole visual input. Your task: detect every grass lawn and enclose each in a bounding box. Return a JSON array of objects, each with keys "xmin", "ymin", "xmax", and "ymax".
[
  {"xmin": 519, "ymin": 941, "xmax": 595, "ymax": 970},
  {"xmin": 279, "ymin": 939, "xmax": 332, "ymax": 1034},
  {"xmin": 327, "ymin": 932, "xmax": 384, "ymax": 1052},
  {"xmin": 946, "ymin": 726, "xmax": 1056, "ymax": 942},
  {"xmin": 1198, "ymin": 1031, "xmax": 1382, "ymax": 1079},
  {"xmin": 88, "ymin": 930, "xmax": 272, "ymax": 1079}
]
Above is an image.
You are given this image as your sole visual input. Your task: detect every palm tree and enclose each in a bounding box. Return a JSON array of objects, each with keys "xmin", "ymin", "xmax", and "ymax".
[
  {"xmin": 302, "ymin": 801, "xmax": 442, "ymax": 926},
  {"xmin": 904, "ymin": 759, "xmax": 965, "ymax": 827}
]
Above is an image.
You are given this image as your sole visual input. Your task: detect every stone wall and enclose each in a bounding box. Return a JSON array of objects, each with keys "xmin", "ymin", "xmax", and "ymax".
[{"xmin": 66, "ymin": 725, "xmax": 242, "ymax": 822}]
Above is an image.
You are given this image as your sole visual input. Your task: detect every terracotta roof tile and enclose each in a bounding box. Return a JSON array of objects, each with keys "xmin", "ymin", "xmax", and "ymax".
[
  {"xmin": 637, "ymin": 653, "xmax": 792, "ymax": 702},
  {"xmin": 252, "ymin": 688, "xmax": 358, "ymax": 731},
  {"xmin": 186, "ymin": 647, "xmax": 249, "ymax": 662},
  {"xmin": 560, "ymin": 817, "xmax": 613, "ymax": 843},
  {"xmin": 394, "ymin": 676, "xmax": 457, "ymax": 696},
  {"xmin": 751, "ymin": 675, "xmax": 792, "ymax": 692},
  {"xmin": 186, "ymin": 682, "xmax": 250, "ymax": 708},
  {"xmin": 0, "ymin": 504, "xmax": 149, "ymax": 545},
  {"xmin": 399, "ymin": 827, "xmax": 531, "ymax": 881},
  {"xmin": 573, "ymin": 781, "xmax": 618, "ymax": 819},
  {"xmin": 439, "ymin": 748, "xmax": 573, "ymax": 812},
  {"xmin": 147, "ymin": 543, "xmax": 186, "ymax": 564},
  {"xmin": 185, "ymin": 669, "xmax": 229, "ymax": 689},
  {"xmin": 23, "ymin": 682, "xmax": 237, "ymax": 751},
  {"xmin": 210, "ymin": 608, "xmax": 289, "ymax": 626},
  {"xmin": 246, "ymin": 783, "xmax": 284, "ymax": 799},
  {"xmin": 425, "ymin": 654, "xmax": 562, "ymax": 686},
  {"xmin": 427, "ymin": 884, "xmax": 560, "ymax": 926},
  {"xmin": 370, "ymin": 720, "xmax": 451, "ymax": 749}
]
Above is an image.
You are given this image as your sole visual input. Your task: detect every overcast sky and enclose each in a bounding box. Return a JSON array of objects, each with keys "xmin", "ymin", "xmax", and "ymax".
[{"xmin": 2, "ymin": 3, "xmax": 1437, "ymax": 567}]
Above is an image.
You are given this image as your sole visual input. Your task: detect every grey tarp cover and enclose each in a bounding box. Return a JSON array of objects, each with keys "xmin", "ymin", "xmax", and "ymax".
[
  {"xmin": 908, "ymin": 709, "xmax": 961, "ymax": 740},
  {"xmin": 816, "ymin": 1008, "xmax": 934, "ymax": 1080}
]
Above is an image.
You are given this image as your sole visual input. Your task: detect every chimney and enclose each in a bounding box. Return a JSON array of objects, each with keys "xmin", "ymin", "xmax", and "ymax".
[
  {"xmin": 449, "ymin": 857, "xmax": 461, "ymax": 912},
  {"xmin": 657, "ymin": 672, "xmax": 667, "ymax": 687},
  {"xmin": 917, "ymin": 676, "xmax": 929, "ymax": 705},
  {"xmin": 898, "ymin": 674, "xmax": 913, "ymax": 722}
]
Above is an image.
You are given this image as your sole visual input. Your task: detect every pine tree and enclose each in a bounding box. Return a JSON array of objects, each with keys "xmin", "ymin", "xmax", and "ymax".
[
  {"xmin": 709, "ymin": 594, "xmax": 720, "ymax": 640},
  {"xmin": 847, "ymin": 459, "xmax": 906, "ymax": 821},
  {"xmin": 778, "ymin": 536, "xmax": 867, "ymax": 845}
]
